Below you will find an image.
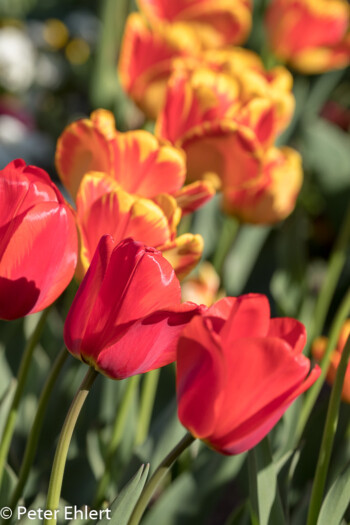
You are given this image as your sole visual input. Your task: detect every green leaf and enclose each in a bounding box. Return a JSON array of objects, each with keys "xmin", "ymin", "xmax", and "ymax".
[
  {"xmin": 191, "ymin": 195, "xmax": 221, "ymax": 259},
  {"xmin": 0, "ymin": 464, "xmax": 17, "ymax": 508},
  {"xmin": 97, "ymin": 464, "xmax": 150, "ymax": 525},
  {"xmin": 249, "ymin": 437, "xmax": 286, "ymax": 525},
  {"xmin": 224, "ymin": 225, "xmax": 270, "ymax": 296},
  {"xmin": 317, "ymin": 461, "xmax": 350, "ymax": 525},
  {"xmin": 0, "ymin": 379, "xmax": 16, "ymax": 437},
  {"xmin": 300, "ymin": 119, "xmax": 350, "ymax": 194}
]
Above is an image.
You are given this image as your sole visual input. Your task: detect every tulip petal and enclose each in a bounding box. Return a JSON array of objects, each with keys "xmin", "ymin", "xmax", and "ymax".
[
  {"xmin": 96, "ymin": 303, "xmax": 202, "ymax": 379},
  {"xmin": 0, "ymin": 202, "xmax": 77, "ymax": 319},
  {"xmin": 159, "ymin": 233, "xmax": 203, "ymax": 279},
  {"xmin": 0, "ymin": 160, "xmax": 61, "ymax": 232},
  {"xmin": 177, "ymin": 315, "xmax": 225, "ymax": 438},
  {"xmin": 174, "ymin": 180, "xmax": 216, "ymax": 214},
  {"xmin": 55, "ymin": 114, "xmax": 115, "ymax": 199},
  {"xmin": 219, "ymin": 294, "xmax": 270, "ymax": 342},
  {"xmin": 112, "ymin": 130, "xmax": 186, "ymax": 198},
  {"xmin": 118, "ymin": 13, "xmax": 198, "ymax": 118},
  {"xmin": 64, "ymin": 235, "xmax": 115, "ymax": 355},
  {"xmin": 138, "ymin": 0, "xmax": 252, "ymax": 47},
  {"xmin": 268, "ymin": 317, "xmax": 307, "ymax": 355},
  {"xmin": 80, "ymin": 239, "xmax": 181, "ymax": 358},
  {"xmin": 212, "ymin": 337, "xmax": 312, "ymax": 441},
  {"xmin": 212, "ymin": 365, "xmax": 320, "ymax": 454},
  {"xmin": 77, "ymin": 186, "xmax": 171, "ymax": 272}
]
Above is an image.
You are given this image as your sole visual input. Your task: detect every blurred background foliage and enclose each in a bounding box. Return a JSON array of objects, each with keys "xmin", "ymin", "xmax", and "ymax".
[{"xmin": 0, "ymin": 0, "xmax": 350, "ymax": 523}]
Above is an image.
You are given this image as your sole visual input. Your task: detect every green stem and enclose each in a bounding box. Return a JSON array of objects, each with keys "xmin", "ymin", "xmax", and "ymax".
[
  {"xmin": 306, "ymin": 335, "xmax": 350, "ymax": 525},
  {"xmin": 10, "ymin": 348, "xmax": 69, "ymax": 509},
  {"xmin": 128, "ymin": 432, "xmax": 195, "ymax": 525},
  {"xmin": 296, "ymin": 289, "xmax": 350, "ymax": 442},
  {"xmin": 44, "ymin": 366, "xmax": 98, "ymax": 525},
  {"xmin": 248, "ymin": 451, "xmax": 259, "ymax": 525},
  {"xmin": 90, "ymin": 0, "xmax": 129, "ymax": 110},
  {"xmin": 0, "ymin": 308, "xmax": 49, "ymax": 488},
  {"xmin": 94, "ymin": 375, "xmax": 140, "ymax": 506},
  {"xmin": 135, "ymin": 369, "xmax": 160, "ymax": 447},
  {"xmin": 212, "ymin": 215, "xmax": 240, "ymax": 276},
  {"xmin": 307, "ymin": 204, "xmax": 350, "ymax": 354}
]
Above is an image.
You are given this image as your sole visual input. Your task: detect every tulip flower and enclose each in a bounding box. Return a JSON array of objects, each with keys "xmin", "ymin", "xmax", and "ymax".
[
  {"xmin": 176, "ymin": 294, "xmax": 320, "ymax": 454},
  {"xmin": 0, "ymin": 159, "xmax": 78, "ymax": 320},
  {"xmin": 64, "ymin": 235, "xmax": 204, "ymax": 379},
  {"xmin": 181, "ymin": 262, "xmax": 222, "ymax": 306},
  {"xmin": 118, "ymin": 13, "xmax": 201, "ymax": 120},
  {"xmin": 312, "ymin": 320, "xmax": 350, "ymax": 403},
  {"xmin": 265, "ymin": 0, "xmax": 350, "ymax": 74},
  {"xmin": 56, "ymin": 109, "xmax": 215, "ymax": 212},
  {"xmin": 156, "ymin": 68, "xmax": 265, "ymax": 189},
  {"xmin": 223, "ymin": 146, "xmax": 303, "ymax": 224},
  {"xmin": 75, "ymin": 172, "xmax": 203, "ymax": 279},
  {"xmin": 137, "ymin": 0, "xmax": 252, "ymax": 49}
]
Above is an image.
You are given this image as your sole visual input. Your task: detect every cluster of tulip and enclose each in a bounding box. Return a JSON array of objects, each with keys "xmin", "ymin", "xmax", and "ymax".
[{"xmin": 0, "ymin": 0, "xmax": 350, "ymax": 524}]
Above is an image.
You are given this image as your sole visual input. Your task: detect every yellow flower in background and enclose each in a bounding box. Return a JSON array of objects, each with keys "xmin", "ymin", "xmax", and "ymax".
[
  {"xmin": 181, "ymin": 262, "xmax": 223, "ymax": 306},
  {"xmin": 265, "ymin": 0, "xmax": 350, "ymax": 73},
  {"xmin": 222, "ymin": 147, "xmax": 303, "ymax": 224},
  {"xmin": 137, "ymin": 0, "xmax": 252, "ymax": 49}
]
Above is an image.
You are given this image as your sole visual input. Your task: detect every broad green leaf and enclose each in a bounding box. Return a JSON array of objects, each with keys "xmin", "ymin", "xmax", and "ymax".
[
  {"xmin": 224, "ymin": 225, "xmax": 270, "ymax": 295},
  {"xmin": 97, "ymin": 463, "xmax": 149, "ymax": 525},
  {"xmin": 191, "ymin": 195, "xmax": 221, "ymax": 259},
  {"xmin": 300, "ymin": 119, "xmax": 350, "ymax": 194},
  {"xmin": 142, "ymin": 444, "xmax": 245, "ymax": 525},
  {"xmin": 249, "ymin": 437, "xmax": 286, "ymax": 525},
  {"xmin": 86, "ymin": 429, "xmax": 105, "ymax": 480},
  {"xmin": 317, "ymin": 461, "xmax": 350, "ymax": 525}
]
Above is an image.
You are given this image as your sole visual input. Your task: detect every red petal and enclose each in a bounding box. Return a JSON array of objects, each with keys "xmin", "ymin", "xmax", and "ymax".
[
  {"xmin": 177, "ymin": 315, "xmax": 225, "ymax": 438},
  {"xmin": 219, "ymin": 294, "xmax": 270, "ymax": 342},
  {"xmin": 79, "ymin": 239, "xmax": 181, "ymax": 358},
  {"xmin": 96, "ymin": 303, "xmax": 202, "ymax": 379},
  {"xmin": 0, "ymin": 202, "xmax": 77, "ymax": 319},
  {"xmin": 64, "ymin": 235, "xmax": 115, "ymax": 355},
  {"xmin": 268, "ymin": 317, "xmax": 306, "ymax": 355},
  {"xmin": 210, "ymin": 336, "xmax": 311, "ymax": 441}
]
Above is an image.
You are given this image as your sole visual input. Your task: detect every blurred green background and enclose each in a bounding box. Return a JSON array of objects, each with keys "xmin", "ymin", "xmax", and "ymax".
[{"xmin": 0, "ymin": 0, "xmax": 350, "ymax": 523}]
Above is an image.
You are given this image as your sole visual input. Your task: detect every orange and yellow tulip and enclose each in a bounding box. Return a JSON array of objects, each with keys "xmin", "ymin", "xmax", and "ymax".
[
  {"xmin": 56, "ymin": 109, "xmax": 214, "ymax": 212},
  {"xmin": 265, "ymin": 0, "xmax": 350, "ymax": 74},
  {"xmin": 75, "ymin": 172, "xmax": 203, "ymax": 279},
  {"xmin": 137, "ymin": 0, "xmax": 252, "ymax": 49},
  {"xmin": 223, "ymin": 147, "xmax": 303, "ymax": 224}
]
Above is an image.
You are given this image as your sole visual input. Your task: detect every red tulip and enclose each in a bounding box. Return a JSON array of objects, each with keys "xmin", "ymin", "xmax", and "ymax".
[
  {"xmin": 0, "ymin": 159, "xmax": 78, "ymax": 320},
  {"xmin": 176, "ymin": 294, "xmax": 320, "ymax": 454},
  {"xmin": 64, "ymin": 235, "xmax": 204, "ymax": 379}
]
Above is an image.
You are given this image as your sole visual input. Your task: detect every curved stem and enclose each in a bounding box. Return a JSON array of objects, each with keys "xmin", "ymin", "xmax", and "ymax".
[
  {"xmin": 44, "ymin": 366, "xmax": 98, "ymax": 525},
  {"xmin": 128, "ymin": 432, "xmax": 195, "ymax": 525},
  {"xmin": 10, "ymin": 347, "xmax": 69, "ymax": 508},
  {"xmin": 307, "ymin": 203, "xmax": 350, "ymax": 354},
  {"xmin": 212, "ymin": 215, "xmax": 240, "ymax": 277},
  {"xmin": 306, "ymin": 334, "xmax": 350, "ymax": 525},
  {"xmin": 94, "ymin": 375, "xmax": 140, "ymax": 506},
  {"xmin": 296, "ymin": 289, "xmax": 350, "ymax": 442},
  {"xmin": 0, "ymin": 308, "xmax": 49, "ymax": 488},
  {"xmin": 135, "ymin": 369, "xmax": 160, "ymax": 447}
]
